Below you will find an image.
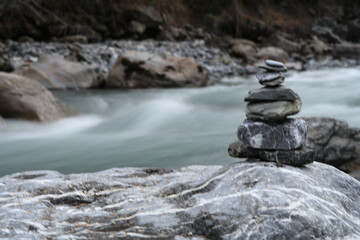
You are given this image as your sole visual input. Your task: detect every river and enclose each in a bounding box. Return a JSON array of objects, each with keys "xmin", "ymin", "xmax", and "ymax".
[{"xmin": 1, "ymin": 68, "xmax": 360, "ymax": 176}]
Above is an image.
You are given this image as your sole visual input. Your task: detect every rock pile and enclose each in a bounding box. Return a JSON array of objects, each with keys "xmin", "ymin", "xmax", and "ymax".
[{"xmin": 230, "ymin": 59, "xmax": 315, "ymax": 166}]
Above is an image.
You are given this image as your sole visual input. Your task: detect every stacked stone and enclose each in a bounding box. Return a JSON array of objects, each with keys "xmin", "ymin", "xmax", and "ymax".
[{"xmin": 230, "ymin": 59, "xmax": 315, "ymax": 166}]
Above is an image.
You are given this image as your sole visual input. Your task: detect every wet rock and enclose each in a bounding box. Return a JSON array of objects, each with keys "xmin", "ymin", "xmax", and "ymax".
[
  {"xmin": 15, "ymin": 55, "xmax": 98, "ymax": 89},
  {"xmin": 257, "ymin": 47, "xmax": 289, "ymax": 62},
  {"xmin": 1, "ymin": 162, "xmax": 360, "ymax": 239},
  {"xmin": 245, "ymin": 99, "xmax": 302, "ymax": 122},
  {"xmin": 107, "ymin": 51, "xmax": 210, "ymax": 88},
  {"xmin": 245, "ymin": 87, "xmax": 300, "ymax": 102},
  {"xmin": 237, "ymin": 118, "xmax": 307, "ymax": 150},
  {"xmin": 0, "ymin": 72, "xmax": 67, "ymax": 122}
]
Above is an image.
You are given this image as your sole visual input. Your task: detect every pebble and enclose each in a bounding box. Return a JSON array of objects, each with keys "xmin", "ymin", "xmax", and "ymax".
[{"xmin": 265, "ymin": 59, "xmax": 285, "ymax": 68}]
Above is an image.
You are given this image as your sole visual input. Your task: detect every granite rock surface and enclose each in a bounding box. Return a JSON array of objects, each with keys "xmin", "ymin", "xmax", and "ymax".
[
  {"xmin": 1, "ymin": 162, "xmax": 360, "ymax": 239},
  {"xmin": 237, "ymin": 118, "xmax": 307, "ymax": 150}
]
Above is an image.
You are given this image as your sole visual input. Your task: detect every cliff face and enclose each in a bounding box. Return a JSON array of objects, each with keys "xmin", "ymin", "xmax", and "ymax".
[{"xmin": 1, "ymin": 0, "xmax": 359, "ymax": 43}]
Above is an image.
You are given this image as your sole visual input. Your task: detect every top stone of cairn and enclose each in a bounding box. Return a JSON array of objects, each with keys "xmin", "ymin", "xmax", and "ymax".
[{"xmin": 265, "ymin": 59, "xmax": 285, "ymax": 68}]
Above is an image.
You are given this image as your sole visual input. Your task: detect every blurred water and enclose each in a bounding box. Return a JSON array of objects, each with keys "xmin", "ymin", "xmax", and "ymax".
[{"xmin": 1, "ymin": 68, "xmax": 360, "ymax": 176}]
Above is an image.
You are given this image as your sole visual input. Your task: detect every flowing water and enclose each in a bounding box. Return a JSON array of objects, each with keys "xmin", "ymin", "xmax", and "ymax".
[{"xmin": 1, "ymin": 68, "xmax": 360, "ymax": 176}]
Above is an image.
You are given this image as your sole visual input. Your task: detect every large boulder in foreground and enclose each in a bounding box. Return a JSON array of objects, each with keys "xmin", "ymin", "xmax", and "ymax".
[
  {"xmin": 15, "ymin": 55, "xmax": 97, "ymax": 89},
  {"xmin": 107, "ymin": 51, "xmax": 210, "ymax": 88},
  {"xmin": 1, "ymin": 162, "xmax": 360, "ymax": 239},
  {"xmin": 0, "ymin": 72, "xmax": 66, "ymax": 122}
]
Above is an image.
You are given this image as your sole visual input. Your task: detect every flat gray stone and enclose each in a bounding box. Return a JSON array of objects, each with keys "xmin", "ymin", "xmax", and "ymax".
[
  {"xmin": 245, "ymin": 87, "xmax": 300, "ymax": 102},
  {"xmin": 256, "ymin": 70, "xmax": 283, "ymax": 82},
  {"xmin": 258, "ymin": 64, "xmax": 288, "ymax": 72},
  {"xmin": 1, "ymin": 163, "xmax": 360, "ymax": 239},
  {"xmin": 237, "ymin": 118, "xmax": 307, "ymax": 150},
  {"xmin": 265, "ymin": 59, "xmax": 285, "ymax": 68},
  {"xmin": 228, "ymin": 140, "xmax": 315, "ymax": 166},
  {"xmin": 259, "ymin": 147, "xmax": 315, "ymax": 166},
  {"xmin": 260, "ymin": 77, "xmax": 285, "ymax": 87},
  {"xmin": 246, "ymin": 99, "xmax": 302, "ymax": 121}
]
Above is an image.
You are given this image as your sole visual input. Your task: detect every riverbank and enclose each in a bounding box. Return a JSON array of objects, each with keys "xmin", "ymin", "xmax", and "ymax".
[{"xmin": 3, "ymin": 39, "xmax": 360, "ymax": 85}]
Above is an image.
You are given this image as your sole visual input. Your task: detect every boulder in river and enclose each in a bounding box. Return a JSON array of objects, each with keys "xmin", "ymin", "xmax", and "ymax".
[
  {"xmin": 1, "ymin": 162, "xmax": 360, "ymax": 239},
  {"xmin": 15, "ymin": 55, "xmax": 98, "ymax": 89},
  {"xmin": 0, "ymin": 72, "xmax": 67, "ymax": 122},
  {"xmin": 107, "ymin": 51, "xmax": 210, "ymax": 88},
  {"xmin": 257, "ymin": 46, "xmax": 289, "ymax": 62}
]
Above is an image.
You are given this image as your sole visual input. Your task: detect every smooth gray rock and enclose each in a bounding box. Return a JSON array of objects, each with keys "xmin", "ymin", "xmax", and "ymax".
[
  {"xmin": 245, "ymin": 87, "xmax": 300, "ymax": 102},
  {"xmin": 1, "ymin": 162, "xmax": 360, "ymax": 239},
  {"xmin": 237, "ymin": 118, "xmax": 307, "ymax": 150},
  {"xmin": 246, "ymin": 99, "xmax": 302, "ymax": 121},
  {"xmin": 265, "ymin": 59, "xmax": 285, "ymax": 68},
  {"xmin": 258, "ymin": 64, "xmax": 288, "ymax": 72},
  {"xmin": 256, "ymin": 69, "xmax": 283, "ymax": 82},
  {"xmin": 260, "ymin": 76, "xmax": 285, "ymax": 87}
]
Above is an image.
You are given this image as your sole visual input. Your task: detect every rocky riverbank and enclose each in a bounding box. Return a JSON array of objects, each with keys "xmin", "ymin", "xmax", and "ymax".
[
  {"xmin": 2, "ymin": 39, "xmax": 360, "ymax": 85},
  {"xmin": 1, "ymin": 161, "xmax": 360, "ymax": 239}
]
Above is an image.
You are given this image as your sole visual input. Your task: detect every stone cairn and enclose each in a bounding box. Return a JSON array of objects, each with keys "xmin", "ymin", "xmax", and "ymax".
[{"xmin": 228, "ymin": 59, "xmax": 315, "ymax": 166}]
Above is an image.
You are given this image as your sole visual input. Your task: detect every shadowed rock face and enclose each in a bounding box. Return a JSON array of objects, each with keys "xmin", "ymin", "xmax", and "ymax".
[{"xmin": 1, "ymin": 162, "xmax": 360, "ymax": 239}]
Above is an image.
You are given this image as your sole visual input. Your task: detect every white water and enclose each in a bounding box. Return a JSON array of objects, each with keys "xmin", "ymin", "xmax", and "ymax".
[{"xmin": 1, "ymin": 68, "xmax": 360, "ymax": 176}]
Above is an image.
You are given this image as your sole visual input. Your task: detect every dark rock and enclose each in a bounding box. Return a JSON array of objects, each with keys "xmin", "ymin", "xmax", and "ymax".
[
  {"xmin": 1, "ymin": 162, "xmax": 360, "ymax": 239},
  {"xmin": 237, "ymin": 118, "xmax": 307, "ymax": 150},
  {"xmin": 229, "ymin": 41, "xmax": 257, "ymax": 61},
  {"xmin": 245, "ymin": 87, "xmax": 300, "ymax": 102},
  {"xmin": 0, "ymin": 72, "xmax": 67, "ymax": 122},
  {"xmin": 332, "ymin": 42, "xmax": 360, "ymax": 58},
  {"xmin": 228, "ymin": 140, "xmax": 258, "ymax": 158},
  {"xmin": 259, "ymin": 147, "xmax": 315, "ymax": 166},
  {"xmin": 256, "ymin": 69, "xmax": 283, "ymax": 82},
  {"xmin": 260, "ymin": 77, "xmax": 285, "ymax": 87},
  {"xmin": 107, "ymin": 51, "xmax": 210, "ymax": 88},
  {"xmin": 0, "ymin": 42, "xmax": 13, "ymax": 72},
  {"xmin": 312, "ymin": 25, "xmax": 342, "ymax": 44},
  {"xmin": 304, "ymin": 117, "xmax": 360, "ymax": 167},
  {"xmin": 265, "ymin": 59, "xmax": 285, "ymax": 68},
  {"xmin": 258, "ymin": 64, "xmax": 288, "ymax": 72},
  {"xmin": 245, "ymin": 99, "xmax": 302, "ymax": 122}
]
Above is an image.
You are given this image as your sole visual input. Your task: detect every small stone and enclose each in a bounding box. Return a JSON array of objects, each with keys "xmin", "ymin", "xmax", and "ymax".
[
  {"xmin": 260, "ymin": 77, "xmax": 284, "ymax": 87},
  {"xmin": 245, "ymin": 87, "xmax": 300, "ymax": 102},
  {"xmin": 237, "ymin": 118, "xmax": 307, "ymax": 150},
  {"xmin": 265, "ymin": 59, "xmax": 285, "ymax": 68},
  {"xmin": 259, "ymin": 147, "xmax": 315, "ymax": 166},
  {"xmin": 256, "ymin": 69, "xmax": 283, "ymax": 82},
  {"xmin": 245, "ymin": 99, "xmax": 302, "ymax": 121},
  {"xmin": 228, "ymin": 140, "xmax": 258, "ymax": 158},
  {"xmin": 258, "ymin": 65, "xmax": 288, "ymax": 72}
]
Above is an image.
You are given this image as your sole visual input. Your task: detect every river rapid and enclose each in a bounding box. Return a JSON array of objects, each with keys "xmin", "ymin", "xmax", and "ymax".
[{"xmin": 1, "ymin": 68, "xmax": 360, "ymax": 176}]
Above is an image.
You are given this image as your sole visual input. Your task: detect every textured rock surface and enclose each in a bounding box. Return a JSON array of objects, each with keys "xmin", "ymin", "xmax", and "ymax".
[
  {"xmin": 259, "ymin": 148, "xmax": 315, "ymax": 166},
  {"xmin": 258, "ymin": 64, "xmax": 288, "ymax": 72},
  {"xmin": 259, "ymin": 77, "xmax": 285, "ymax": 87},
  {"xmin": 107, "ymin": 51, "xmax": 210, "ymax": 88},
  {"xmin": 256, "ymin": 70, "xmax": 283, "ymax": 82},
  {"xmin": 237, "ymin": 118, "xmax": 307, "ymax": 150},
  {"xmin": 304, "ymin": 117, "xmax": 360, "ymax": 167},
  {"xmin": 257, "ymin": 47, "xmax": 289, "ymax": 62},
  {"xmin": 0, "ymin": 72, "xmax": 67, "ymax": 122},
  {"xmin": 228, "ymin": 141, "xmax": 314, "ymax": 166},
  {"xmin": 15, "ymin": 55, "xmax": 98, "ymax": 89},
  {"xmin": 1, "ymin": 162, "xmax": 360, "ymax": 239},
  {"xmin": 245, "ymin": 87, "xmax": 300, "ymax": 102},
  {"xmin": 245, "ymin": 99, "xmax": 302, "ymax": 121}
]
